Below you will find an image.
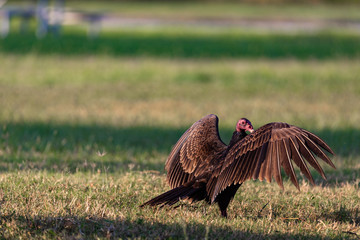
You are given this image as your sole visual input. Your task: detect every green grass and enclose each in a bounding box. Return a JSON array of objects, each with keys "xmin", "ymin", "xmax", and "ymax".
[
  {"xmin": 0, "ymin": 53, "xmax": 359, "ymax": 238},
  {"xmin": 1, "ymin": 31, "xmax": 360, "ymax": 59},
  {"xmin": 0, "ymin": 172, "xmax": 359, "ymax": 239},
  {"xmin": 53, "ymin": 2, "xmax": 360, "ymax": 20},
  {"xmin": 7, "ymin": 1, "xmax": 360, "ymax": 20},
  {"xmin": 0, "ymin": 22, "xmax": 360, "ymax": 238}
]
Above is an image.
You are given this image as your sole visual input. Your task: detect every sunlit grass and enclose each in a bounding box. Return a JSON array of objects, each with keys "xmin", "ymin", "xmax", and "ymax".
[
  {"xmin": 7, "ymin": 1, "xmax": 360, "ymax": 19},
  {"xmin": 0, "ymin": 55, "xmax": 359, "ymax": 129},
  {"xmin": 0, "ymin": 171, "xmax": 358, "ymax": 239},
  {"xmin": 0, "ymin": 31, "xmax": 359, "ymax": 238},
  {"xmin": 60, "ymin": 1, "xmax": 360, "ymax": 20}
]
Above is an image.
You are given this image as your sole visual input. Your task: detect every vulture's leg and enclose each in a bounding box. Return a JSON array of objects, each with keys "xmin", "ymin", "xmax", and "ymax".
[{"xmin": 216, "ymin": 183, "xmax": 242, "ymax": 218}]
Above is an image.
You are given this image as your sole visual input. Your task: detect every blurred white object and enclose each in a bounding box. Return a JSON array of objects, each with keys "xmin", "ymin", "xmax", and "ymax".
[{"xmin": 0, "ymin": 0, "xmax": 6, "ymax": 8}]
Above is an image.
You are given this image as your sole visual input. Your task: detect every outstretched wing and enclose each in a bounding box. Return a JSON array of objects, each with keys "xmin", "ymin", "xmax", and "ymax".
[
  {"xmin": 165, "ymin": 114, "xmax": 228, "ymax": 189},
  {"xmin": 210, "ymin": 122, "xmax": 335, "ymax": 202}
]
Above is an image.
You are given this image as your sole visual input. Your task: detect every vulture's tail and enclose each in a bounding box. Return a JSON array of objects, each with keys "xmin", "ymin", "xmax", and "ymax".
[{"xmin": 140, "ymin": 180, "xmax": 207, "ymax": 208}]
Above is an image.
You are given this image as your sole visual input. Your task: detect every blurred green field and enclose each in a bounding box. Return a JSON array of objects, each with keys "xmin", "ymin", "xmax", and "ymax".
[
  {"xmin": 0, "ymin": 3, "xmax": 360, "ymax": 238},
  {"xmin": 2, "ymin": 31, "xmax": 360, "ymax": 59},
  {"xmin": 69, "ymin": 2, "xmax": 360, "ymax": 21},
  {"xmin": 9, "ymin": 1, "xmax": 360, "ymax": 19}
]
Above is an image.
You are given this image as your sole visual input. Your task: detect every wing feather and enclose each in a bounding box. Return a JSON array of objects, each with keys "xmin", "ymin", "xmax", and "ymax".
[
  {"xmin": 263, "ymin": 142, "xmax": 274, "ymax": 183},
  {"xmin": 238, "ymin": 151, "xmax": 253, "ymax": 183},
  {"xmin": 301, "ymin": 133, "xmax": 335, "ymax": 168},
  {"xmin": 296, "ymin": 135, "xmax": 327, "ymax": 179},
  {"xmin": 252, "ymin": 142, "xmax": 268, "ymax": 180},
  {"xmin": 302, "ymin": 129, "xmax": 334, "ymax": 155},
  {"xmin": 273, "ymin": 141, "xmax": 284, "ymax": 190},
  {"xmin": 209, "ymin": 122, "xmax": 335, "ymax": 203},
  {"xmin": 245, "ymin": 146, "xmax": 262, "ymax": 182},
  {"xmin": 165, "ymin": 114, "xmax": 227, "ymax": 188},
  {"xmin": 288, "ymin": 137, "xmax": 315, "ymax": 185},
  {"xmin": 281, "ymin": 139, "xmax": 299, "ymax": 190}
]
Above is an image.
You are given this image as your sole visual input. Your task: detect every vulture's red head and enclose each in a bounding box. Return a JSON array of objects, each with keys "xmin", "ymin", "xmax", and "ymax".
[{"xmin": 236, "ymin": 118, "xmax": 254, "ymax": 133}]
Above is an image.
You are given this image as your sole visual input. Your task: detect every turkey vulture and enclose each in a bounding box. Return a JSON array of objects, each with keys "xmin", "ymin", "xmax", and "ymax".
[{"xmin": 140, "ymin": 114, "xmax": 335, "ymax": 218}]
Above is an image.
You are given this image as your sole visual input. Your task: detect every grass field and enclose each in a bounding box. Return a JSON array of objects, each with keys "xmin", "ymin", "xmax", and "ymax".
[
  {"xmin": 9, "ymin": 1, "xmax": 360, "ymax": 20},
  {"xmin": 72, "ymin": 2, "xmax": 360, "ymax": 19},
  {"xmin": 2, "ymin": 31, "xmax": 360, "ymax": 59},
  {"xmin": 0, "ymin": 2, "xmax": 360, "ymax": 239}
]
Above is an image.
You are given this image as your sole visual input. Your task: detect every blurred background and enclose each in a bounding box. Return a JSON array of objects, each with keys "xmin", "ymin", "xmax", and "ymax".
[{"xmin": 0, "ymin": 0, "xmax": 359, "ymax": 174}]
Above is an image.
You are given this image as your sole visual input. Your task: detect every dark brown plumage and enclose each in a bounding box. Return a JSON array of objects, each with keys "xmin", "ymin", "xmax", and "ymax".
[{"xmin": 140, "ymin": 114, "xmax": 335, "ymax": 218}]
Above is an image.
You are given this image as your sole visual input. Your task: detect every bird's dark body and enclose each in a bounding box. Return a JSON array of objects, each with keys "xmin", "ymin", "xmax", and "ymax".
[
  {"xmin": 212, "ymin": 131, "xmax": 244, "ymax": 217},
  {"xmin": 140, "ymin": 114, "xmax": 335, "ymax": 218}
]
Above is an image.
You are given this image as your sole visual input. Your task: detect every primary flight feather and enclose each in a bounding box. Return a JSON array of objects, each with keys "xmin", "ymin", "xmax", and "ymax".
[{"xmin": 140, "ymin": 114, "xmax": 335, "ymax": 218}]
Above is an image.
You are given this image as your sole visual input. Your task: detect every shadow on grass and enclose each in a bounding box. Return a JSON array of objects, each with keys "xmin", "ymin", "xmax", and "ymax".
[
  {"xmin": 0, "ymin": 121, "xmax": 359, "ymax": 180},
  {"xmin": 1, "ymin": 213, "xmax": 356, "ymax": 239},
  {"xmin": 0, "ymin": 121, "xmax": 187, "ymax": 174},
  {"xmin": 1, "ymin": 31, "xmax": 360, "ymax": 59},
  {"xmin": 320, "ymin": 205, "xmax": 360, "ymax": 227}
]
